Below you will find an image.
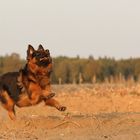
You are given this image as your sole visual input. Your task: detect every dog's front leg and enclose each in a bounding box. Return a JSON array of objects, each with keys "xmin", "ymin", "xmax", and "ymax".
[{"xmin": 44, "ymin": 98, "xmax": 66, "ymax": 111}]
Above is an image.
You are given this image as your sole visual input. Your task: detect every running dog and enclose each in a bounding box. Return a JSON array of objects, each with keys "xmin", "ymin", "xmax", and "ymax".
[{"xmin": 0, "ymin": 44, "xmax": 66, "ymax": 120}]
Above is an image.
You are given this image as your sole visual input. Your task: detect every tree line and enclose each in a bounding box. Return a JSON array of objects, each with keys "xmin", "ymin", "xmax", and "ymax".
[{"xmin": 0, "ymin": 53, "xmax": 140, "ymax": 84}]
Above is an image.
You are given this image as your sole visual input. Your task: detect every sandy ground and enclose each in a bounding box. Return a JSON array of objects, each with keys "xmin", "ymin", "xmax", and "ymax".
[{"xmin": 0, "ymin": 84, "xmax": 140, "ymax": 140}]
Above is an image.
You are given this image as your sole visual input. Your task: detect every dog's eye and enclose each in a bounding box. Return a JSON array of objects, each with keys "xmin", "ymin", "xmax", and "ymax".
[
  {"xmin": 32, "ymin": 52, "xmax": 40, "ymax": 57},
  {"xmin": 44, "ymin": 54, "xmax": 49, "ymax": 57}
]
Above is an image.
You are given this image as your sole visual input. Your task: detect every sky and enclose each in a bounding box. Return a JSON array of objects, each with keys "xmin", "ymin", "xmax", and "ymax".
[{"xmin": 0, "ymin": 0, "xmax": 140, "ymax": 59}]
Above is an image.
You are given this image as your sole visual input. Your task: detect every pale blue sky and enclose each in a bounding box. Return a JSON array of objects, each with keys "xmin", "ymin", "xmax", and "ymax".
[{"xmin": 0, "ymin": 0, "xmax": 140, "ymax": 59}]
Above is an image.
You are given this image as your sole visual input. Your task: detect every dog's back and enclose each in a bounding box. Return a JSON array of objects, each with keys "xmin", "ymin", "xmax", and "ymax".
[{"xmin": 0, "ymin": 72, "xmax": 21, "ymax": 102}]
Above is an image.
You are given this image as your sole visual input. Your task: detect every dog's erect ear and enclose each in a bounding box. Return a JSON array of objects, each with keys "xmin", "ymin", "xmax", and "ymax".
[
  {"xmin": 27, "ymin": 44, "xmax": 35, "ymax": 60},
  {"xmin": 38, "ymin": 44, "xmax": 44, "ymax": 51}
]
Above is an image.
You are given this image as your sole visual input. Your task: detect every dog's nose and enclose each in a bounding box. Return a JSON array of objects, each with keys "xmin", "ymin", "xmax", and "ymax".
[{"xmin": 45, "ymin": 49, "xmax": 50, "ymax": 54}]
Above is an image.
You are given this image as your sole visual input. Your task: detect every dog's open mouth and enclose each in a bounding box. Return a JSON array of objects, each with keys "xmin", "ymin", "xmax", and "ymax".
[
  {"xmin": 40, "ymin": 57, "xmax": 49, "ymax": 61},
  {"xmin": 40, "ymin": 57, "xmax": 51, "ymax": 62},
  {"xmin": 38, "ymin": 57, "xmax": 52, "ymax": 66}
]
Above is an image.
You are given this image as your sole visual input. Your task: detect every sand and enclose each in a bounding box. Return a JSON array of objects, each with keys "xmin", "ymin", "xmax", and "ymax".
[{"xmin": 0, "ymin": 84, "xmax": 140, "ymax": 140}]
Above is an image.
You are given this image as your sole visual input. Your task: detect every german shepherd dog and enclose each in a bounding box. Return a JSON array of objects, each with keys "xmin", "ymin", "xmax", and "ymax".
[{"xmin": 0, "ymin": 45, "xmax": 66, "ymax": 120}]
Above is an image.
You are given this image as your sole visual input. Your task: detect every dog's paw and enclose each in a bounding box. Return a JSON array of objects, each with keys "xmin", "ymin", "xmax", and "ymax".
[{"xmin": 57, "ymin": 106, "xmax": 67, "ymax": 111}]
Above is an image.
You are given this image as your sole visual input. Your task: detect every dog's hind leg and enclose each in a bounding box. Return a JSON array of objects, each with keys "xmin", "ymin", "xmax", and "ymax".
[
  {"xmin": 7, "ymin": 109, "xmax": 16, "ymax": 121},
  {"xmin": 0, "ymin": 90, "xmax": 16, "ymax": 120}
]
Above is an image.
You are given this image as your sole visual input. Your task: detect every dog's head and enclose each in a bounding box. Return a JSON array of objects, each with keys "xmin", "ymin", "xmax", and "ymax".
[
  {"xmin": 26, "ymin": 44, "xmax": 52, "ymax": 75},
  {"xmin": 27, "ymin": 44, "xmax": 52, "ymax": 66}
]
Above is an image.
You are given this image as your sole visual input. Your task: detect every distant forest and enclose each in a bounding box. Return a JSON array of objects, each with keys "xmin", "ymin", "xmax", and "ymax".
[{"xmin": 0, "ymin": 53, "xmax": 140, "ymax": 84}]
